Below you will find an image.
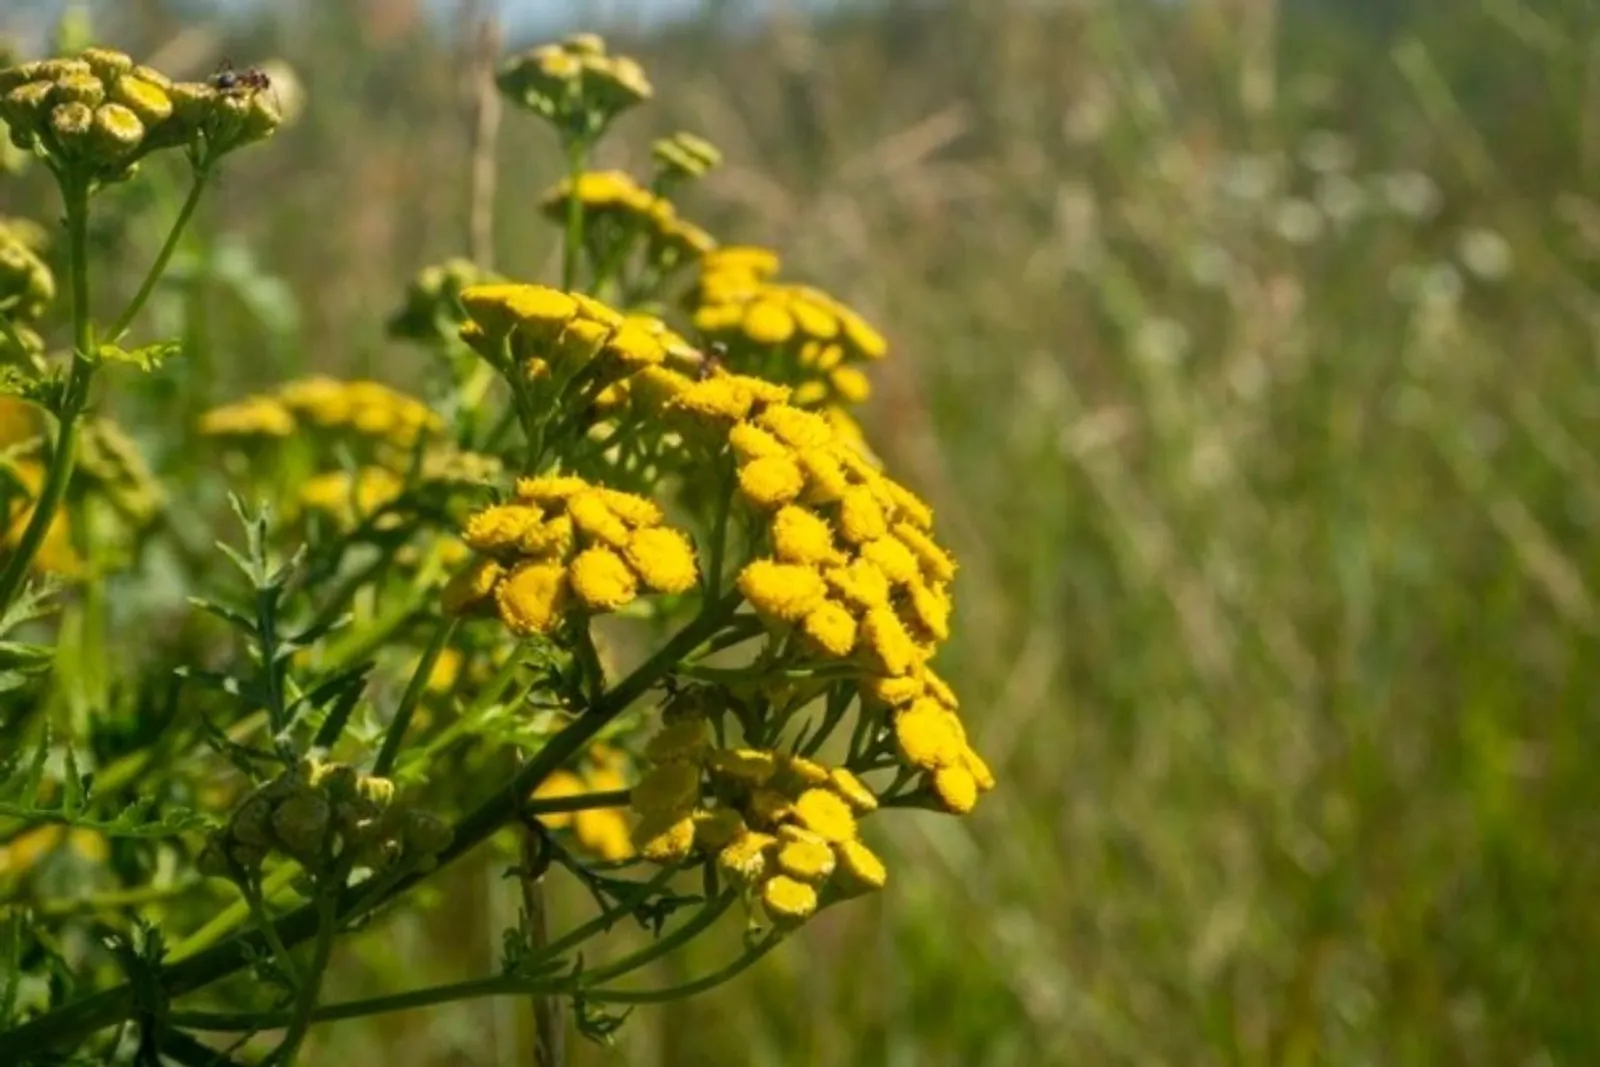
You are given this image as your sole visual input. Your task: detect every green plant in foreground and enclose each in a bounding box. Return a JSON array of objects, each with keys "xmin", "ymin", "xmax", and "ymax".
[{"xmin": 0, "ymin": 31, "xmax": 989, "ymax": 1065}]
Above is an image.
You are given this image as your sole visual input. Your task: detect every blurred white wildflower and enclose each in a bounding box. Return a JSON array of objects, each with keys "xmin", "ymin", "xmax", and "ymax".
[
  {"xmin": 1388, "ymin": 262, "xmax": 1464, "ymax": 307},
  {"xmin": 1273, "ymin": 198, "xmax": 1325, "ymax": 245},
  {"xmin": 1315, "ymin": 173, "xmax": 1368, "ymax": 225},
  {"xmin": 1186, "ymin": 242, "xmax": 1238, "ymax": 289},
  {"xmin": 1064, "ymin": 80, "xmax": 1114, "ymax": 144},
  {"xmin": 1457, "ymin": 227, "xmax": 1513, "ymax": 281},
  {"xmin": 1215, "ymin": 154, "xmax": 1280, "ymax": 203},
  {"xmin": 1378, "ymin": 171, "xmax": 1443, "ymax": 220},
  {"xmin": 1299, "ymin": 130, "xmax": 1356, "ymax": 174},
  {"xmin": 1133, "ymin": 316, "xmax": 1191, "ymax": 368}
]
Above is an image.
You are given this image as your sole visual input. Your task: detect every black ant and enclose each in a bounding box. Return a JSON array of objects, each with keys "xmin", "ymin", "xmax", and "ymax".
[{"xmin": 210, "ymin": 58, "xmax": 271, "ymax": 94}]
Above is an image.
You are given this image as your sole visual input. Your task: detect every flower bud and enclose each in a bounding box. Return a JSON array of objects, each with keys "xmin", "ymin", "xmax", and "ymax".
[
  {"xmin": 80, "ymin": 48, "xmax": 132, "ymax": 82},
  {"xmin": 111, "ymin": 77, "xmax": 171, "ymax": 125},
  {"xmin": 271, "ymin": 790, "xmax": 332, "ymax": 860},
  {"xmin": 88, "ymin": 103, "xmax": 144, "ymax": 161},
  {"xmin": 52, "ymin": 72, "xmax": 104, "ymax": 107},
  {"xmin": 229, "ymin": 794, "xmax": 277, "ymax": 848},
  {"xmin": 401, "ymin": 809, "xmax": 453, "ymax": 858},
  {"xmin": 49, "ymin": 100, "xmax": 94, "ymax": 151},
  {"xmin": 356, "ymin": 774, "xmax": 395, "ymax": 808}
]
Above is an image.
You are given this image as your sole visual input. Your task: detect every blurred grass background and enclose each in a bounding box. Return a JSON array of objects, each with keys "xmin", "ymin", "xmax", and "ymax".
[{"xmin": 7, "ymin": 0, "xmax": 1600, "ymax": 1063}]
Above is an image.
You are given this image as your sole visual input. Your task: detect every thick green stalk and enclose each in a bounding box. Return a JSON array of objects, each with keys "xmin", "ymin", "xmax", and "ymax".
[
  {"xmin": 0, "ymin": 176, "xmax": 95, "ymax": 615},
  {"xmin": 561, "ymin": 137, "xmax": 587, "ymax": 290},
  {"xmin": 269, "ymin": 890, "xmax": 338, "ymax": 1067}
]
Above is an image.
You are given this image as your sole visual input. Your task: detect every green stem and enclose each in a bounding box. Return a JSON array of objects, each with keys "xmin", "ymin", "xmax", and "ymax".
[
  {"xmin": 372, "ymin": 618, "xmax": 457, "ymax": 776},
  {"xmin": 561, "ymin": 137, "xmax": 587, "ymax": 291},
  {"xmin": 0, "ymin": 177, "xmax": 94, "ymax": 616},
  {"xmin": 585, "ymin": 931, "xmax": 784, "ymax": 1004},
  {"xmin": 269, "ymin": 889, "xmax": 338, "ymax": 1067},
  {"xmin": 706, "ymin": 455, "xmax": 735, "ymax": 601},
  {"xmin": 168, "ymin": 862, "xmax": 302, "ymax": 962},
  {"xmin": 106, "ymin": 164, "xmax": 212, "ymax": 344},
  {"xmin": 577, "ymin": 893, "xmax": 734, "ymax": 988}
]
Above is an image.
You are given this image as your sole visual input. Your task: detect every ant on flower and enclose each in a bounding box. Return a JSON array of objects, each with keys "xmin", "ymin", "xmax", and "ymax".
[{"xmin": 210, "ymin": 58, "xmax": 271, "ymax": 94}]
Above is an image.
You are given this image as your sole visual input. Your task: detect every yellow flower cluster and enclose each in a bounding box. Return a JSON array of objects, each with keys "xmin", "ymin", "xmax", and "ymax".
[
  {"xmin": 0, "ymin": 825, "xmax": 107, "ymax": 878},
  {"xmin": 531, "ymin": 746, "xmax": 633, "ymax": 862},
  {"xmin": 540, "ymin": 170, "xmax": 716, "ymax": 266},
  {"xmin": 708, "ymin": 399, "xmax": 991, "ymax": 814},
  {"xmin": 79, "ymin": 417, "xmax": 163, "ymax": 527},
  {"xmin": 298, "ymin": 467, "xmax": 405, "ymax": 529},
  {"xmin": 459, "ymin": 283, "xmax": 695, "ymax": 390},
  {"xmin": 200, "ymin": 376, "xmax": 442, "ymax": 448},
  {"xmin": 687, "ymin": 246, "xmax": 887, "ymax": 410},
  {"xmin": 630, "ymin": 707, "xmax": 887, "ymax": 926},
  {"xmin": 445, "ymin": 474, "xmax": 698, "ymax": 636},
  {"xmin": 496, "ymin": 33, "xmax": 651, "ymax": 130},
  {"xmin": 0, "ymin": 48, "xmax": 279, "ymax": 182}
]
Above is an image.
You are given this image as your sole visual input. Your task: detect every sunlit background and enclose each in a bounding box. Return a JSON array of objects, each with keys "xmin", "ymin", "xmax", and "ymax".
[{"xmin": 4, "ymin": 0, "xmax": 1599, "ymax": 1064}]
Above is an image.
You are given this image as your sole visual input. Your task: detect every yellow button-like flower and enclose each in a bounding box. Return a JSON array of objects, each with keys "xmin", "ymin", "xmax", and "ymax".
[
  {"xmin": 758, "ymin": 404, "xmax": 833, "ymax": 451},
  {"xmin": 567, "ymin": 491, "xmax": 631, "ymax": 549},
  {"xmin": 862, "ymin": 606, "xmax": 923, "ymax": 677},
  {"xmin": 861, "ymin": 535, "xmax": 920, "ymax": 586},
  {"xmin": 738, "ymin": 560, "xmax": 827, "ymax": 623},
  {"xmin": 461, "ymin": 282, "xmax": 577, "ymax": 339},
  {"xmin": 777, "ymin": 756, "xmax": 830, "ymax": 788},
  {"xmin": 837, "ymin": 487, "xmax": 888, "ymax": 544},
  {"xmin": 833, "ymin": 838, "xmax": 888, "ymax": 892},
  {"xmin": 737, "ymin": 454, "xmax": 806, "ymax": 509},
  {"xmin": 795, "ymin": 448, "xmax": 851, "ymax": 503},
  {"xmin": 717, "ymin": 830, "xmax": 775, "ymax": 884},
  {"xmin": 837, "ymin": 306, "xmax": 889, "ymax": 360},
  {"xmin": 792, "ymin": 788, "xmax": 856, "ymax": 844},
  {"xmin": 801, "ymin": 599, "xmax": 858, "ymax": 658},
  {"xmin": 574, "ymin": 807, "xmax": 633, "ymax": 861},
  {"xmin": 824, "ymin": 558, "xmax": 892, "ymax": 612},
  {"xmin": 742, "ymin": 299, "xmax": 795, "ymax": 345},
  {"xmin": 961, "ymin": 745, "xmax": 996, "ymax": 792},
  {"xmin": 693, "ymin": 808, "xmax": 746, "ymax": 851},
  {"xmin": 931, "ymin": 766, "xmax": 978, "ymax": 815},
  {"xmin": 829, "ymin": 366, "xmax": 872, "ymax": 405},
  {"xmin": 771, "ymin": 505, "xmax": 840, "ymax": 566},
  {"xmin": 894, "ymin": 699, "xmax": 964, "ymax": 770},
  {"xmin": 866, "ymin": 673, "xmax": 925, "ymax": 708},
  {"xmin": 906, "ymin": 581, "xmax": 952, "ymax": 642},
  {"xmin": 761, "ymin": 874, "xmax": 819, "ymax": 925},
  {"xmin": 494, "ymin": 560, "xmax": 569, "ymax": 635},
  {"xmin": 441, "ymin": 558, "xmax": 504, "ymax": 616},
  {"xmin": 635, "ymin": 813, "xmax": 695, "ymax": 863},
  {"xmin": 514, "ymin": 474, "xmax": 591, "ymax": 503},
  {"xmin": 198, "ymin": 397, "xmax": 295, "ymax": 438},
  {"xmin": 923, "ymin": 669, "xmax": 959, "ymax": 709},
  {"xmin": 893, "ymin": 521, "xmax": 956, "ymax": 583},
  {"xmin": 462, "ymin": 504, "xmax": 548, "ymax": 557},
  {"xmin": 593, "ymin": 487, "xmax": 663, "ymax": 528},
  {"xmin": 729, "ymin": 421, "xmax": 789, "ymax": 462},
  {"xmin": 623, "ymin": 527, "xmax": 699, "ymax": 594},
  {"xmin": 776, "ymin": 835, "xmax": 836, "ymax": 884},
  {"xmin": 706, "ymin": 747, "xmax": 777, "ymax": 785},
  {"xmin": 827, "ymin": 767, "xmax": 879, "ymax": 814},
  {"xmin": 568, "ymin": 546, "xmax": 638, "ymax": 611}
]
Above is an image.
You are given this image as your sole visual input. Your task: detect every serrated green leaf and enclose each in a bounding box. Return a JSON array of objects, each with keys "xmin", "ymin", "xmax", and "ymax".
[
  {"xmin": 0, "ymin": 365, "xmax": 64, "ymax": 415},
  {"xmin": 187, "ymin": 596, "xmax": 258, "ymax": 635},
  {"xmin": 96, "ymin": 338, "xmax": 182, "ymax": 372}
]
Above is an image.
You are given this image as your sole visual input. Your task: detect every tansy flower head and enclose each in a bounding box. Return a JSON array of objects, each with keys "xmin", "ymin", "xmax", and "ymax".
[
  {"xmin": 737, "ymin": 560, "xmax": 827, "ymax": 623},
  {"xmin": 623, "ymin": 527, "xmax": 698, "ymax": 594},
  {"xmin": 792, "ymin": 788, "xmax": 856, "ymax": 844},
  {"xmin": 833, "ymin": 838, "xmax": 888, "ymax": 893},
  {"xmin": 494, "ymin": 560, "xmax": 569, "ymax": 636},
  {"xmin": 775, "ymin": 832, "xmax": 836, "ymax": 885},
  {"xmin": 770, "ymin": 505, "xmax": 842, "ymax": 566},
  {"xmin": 761, "ymin": 874, "xmax": 819, "ymax": 925}
]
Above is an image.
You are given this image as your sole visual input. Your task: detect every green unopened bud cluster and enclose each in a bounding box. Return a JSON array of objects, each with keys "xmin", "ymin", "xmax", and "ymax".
[
  {"xmin": 652, "ymin": 131, "xmax": 722, "ymax": 185},
  {"xmin": 0, "ymin": 47, "xmax": 280, "ymax": 183},
  {"xmin": 200, "ymin": 759, "xmax": 453, "ymax": 878},
  {"xmin": 496, "ymin": 33, "xmax": 651, "ymax": 140},
  {"xmin": 0, "ymin": 219, "xmax": 54, "ymax": 354},
  {"xmin": 388, "ymin": 257, "xmax": 503, "ymax": 344}
]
